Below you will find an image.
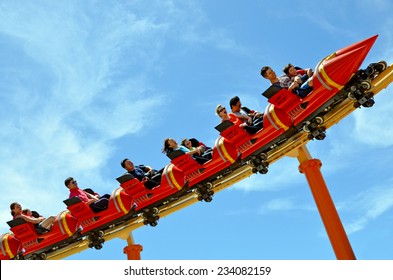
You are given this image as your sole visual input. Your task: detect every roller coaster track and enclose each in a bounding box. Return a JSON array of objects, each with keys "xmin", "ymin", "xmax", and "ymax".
[{"xmin": 45, "ymin": 64, "xmax": 393, "ymax": 260}]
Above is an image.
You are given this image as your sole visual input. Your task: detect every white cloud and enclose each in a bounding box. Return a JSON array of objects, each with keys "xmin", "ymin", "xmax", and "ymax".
[
  {"xmin": 352, "ymin": 92, "xmax": 393, "ymax": 148},
  {"xmin": 344, "ymin": 182, "xmax": 393, "ymax": 234},
  {"xmin": 259, "ymin": 197, "xmax": 295, "ymax": 214},
  {"xmin": 0, "ymin": 1, "xmax": 170, "ymax": 232}
]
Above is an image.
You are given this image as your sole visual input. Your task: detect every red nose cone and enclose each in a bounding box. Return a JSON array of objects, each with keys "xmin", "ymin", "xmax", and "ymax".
[
  {"xmin": 313, "ymin": 35, "xmax": 378, "ymax": 92},
  {"xmin": 336, "ymin": 34, "xmax": 378, "ymax": 57},
  {"xmin": 321, "ymin": 45, "xmax": 371, "ymax": 86}
]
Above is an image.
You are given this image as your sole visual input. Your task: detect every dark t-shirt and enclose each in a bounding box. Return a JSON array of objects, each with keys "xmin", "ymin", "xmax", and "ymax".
[{"xmin": 128, "ymin": 165, "xmax": 148, "ymax": 181}]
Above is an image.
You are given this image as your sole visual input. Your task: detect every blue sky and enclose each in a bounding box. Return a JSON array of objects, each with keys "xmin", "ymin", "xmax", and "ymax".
[{"xmin": 1, "ymin": 0, "xmax": 393, "ymax": 260}]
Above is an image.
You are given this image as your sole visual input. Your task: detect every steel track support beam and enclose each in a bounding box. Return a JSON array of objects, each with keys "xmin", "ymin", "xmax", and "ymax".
[
  {"xmin": 123, "ymin": 233, "xmax": 143, "ymax": 260},
  {"xmin": 296, "ymin": 145, "xmax": 356, "ymax": 260}
]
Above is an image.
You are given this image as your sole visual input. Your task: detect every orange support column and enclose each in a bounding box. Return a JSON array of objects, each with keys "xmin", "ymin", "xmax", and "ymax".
[
  {"xmin": 296, "ymin": 145, "xmax": 356, "ymax": 260},
  {"xmin": 123, "ymin": 234, "xmax": 143, "ymax": 260}
]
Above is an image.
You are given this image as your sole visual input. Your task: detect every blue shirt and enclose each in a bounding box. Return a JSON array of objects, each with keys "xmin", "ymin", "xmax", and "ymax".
[
  {"xmin": 177, "ymin": 146, "xmax": 190, "ymax": 153},
  {"xmin": 128, "ymin": 165, "xmax": 148, "ymax": 181}
]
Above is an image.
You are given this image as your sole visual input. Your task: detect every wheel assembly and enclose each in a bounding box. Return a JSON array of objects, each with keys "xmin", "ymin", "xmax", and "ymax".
[
  {"xmin": 195, "ymin": 182, "xmax": 214, "ymax": 202},
  {"xmin": 142, "ymin": 207, "xmax": 160, "ymax": 227},
  {"xmin": 249, "ymin": 153, "xmax": 269, "ymax": 175},
  {"xmin": 87, "ymin": 231, "xmax": 106, "ymax": 250},
  {"xmin": 303, "ymin": 117, "xmax": 326, "ymax": 140}
]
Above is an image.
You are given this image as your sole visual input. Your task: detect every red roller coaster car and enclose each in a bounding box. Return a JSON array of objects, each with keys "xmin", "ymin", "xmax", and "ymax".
[
  {"xmin": 0, "ymin": 233, "xmax": 23, "ymax": 260},
  {"xmin": 63, "ymin": 187, "xmax": 135, "ymax": 249},
  {"xmin": 116, "ymin": 162, "xmax": 186, "ymax": 226},
  {"xmin": 6, "ymin": 210, "xmax": 81, "ymax": 259},
  {"xmin": 166, "ymin": 136, "xmax": 240, "ymax": 201}
]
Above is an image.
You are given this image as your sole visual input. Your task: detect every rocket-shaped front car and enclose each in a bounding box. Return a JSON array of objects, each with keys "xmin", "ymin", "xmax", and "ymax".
[{"xmin": 313, "ymin": 35, "xmax": 378, "ymax": 94}]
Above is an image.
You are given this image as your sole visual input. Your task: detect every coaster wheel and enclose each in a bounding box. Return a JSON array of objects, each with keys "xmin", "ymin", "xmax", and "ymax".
[
  {"xmin": 315, "ymin": 133, "xmax": 326, "ymax": 141},
  {"xmin": 150, "ymin": 221, "xmax": 158, "ymax": 227},
  {"xmin": 259, "ymin": 168, "xmax": 268, "ymax": 175},
  {"xmin": 260, "ymin": 153, "xmax": 268, "ymax": 161},
  {"xmin": 360, "ymin": 81, "xmax": 371, "ymax": 91},
  {"xmin": 363, "ymin": 99, "xmax": 375, "ymax": 108},
  {"xmin": 315, "ymin": 116, "xmax": 324, "ymax": 125},
  {"xmin": 376, "ymin": 61, "xmax": 387, "ymax": 72},
  {"xmin": 365, "ymin": 92, "xmax": 374, "ymax": 99},
  {"xmin": 348, "ymin": 92, "xmax": 356, "ymax": 100}
]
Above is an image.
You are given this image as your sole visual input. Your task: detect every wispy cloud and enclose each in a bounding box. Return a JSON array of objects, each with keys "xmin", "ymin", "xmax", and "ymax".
[
  {"xmin": 344, "ymin": 181, "xmax": 393, "ymax": 234},
  {"xmin": 0, "ymin": 0, "xmax": 253, "ymax": 234},
  {"xmin": 0, "ymin": 1, "xmax": 171, "ymax": 231},
  {"xmin": 258, "ymin": 197, "xmax": 296, "ymax": 214},
  {"xmin": 352, "ymin": 93, "xmax": 393, "ymax": 148}
]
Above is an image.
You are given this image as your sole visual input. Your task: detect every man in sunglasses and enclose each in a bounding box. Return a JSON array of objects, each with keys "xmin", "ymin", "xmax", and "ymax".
[
  {"xmin": 216, "ymin": 104, "xmax": 260, "ymax": 135},
  {"xmin": 64, "ymin": 177, "xmax": 111, "ymax": 213}
]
